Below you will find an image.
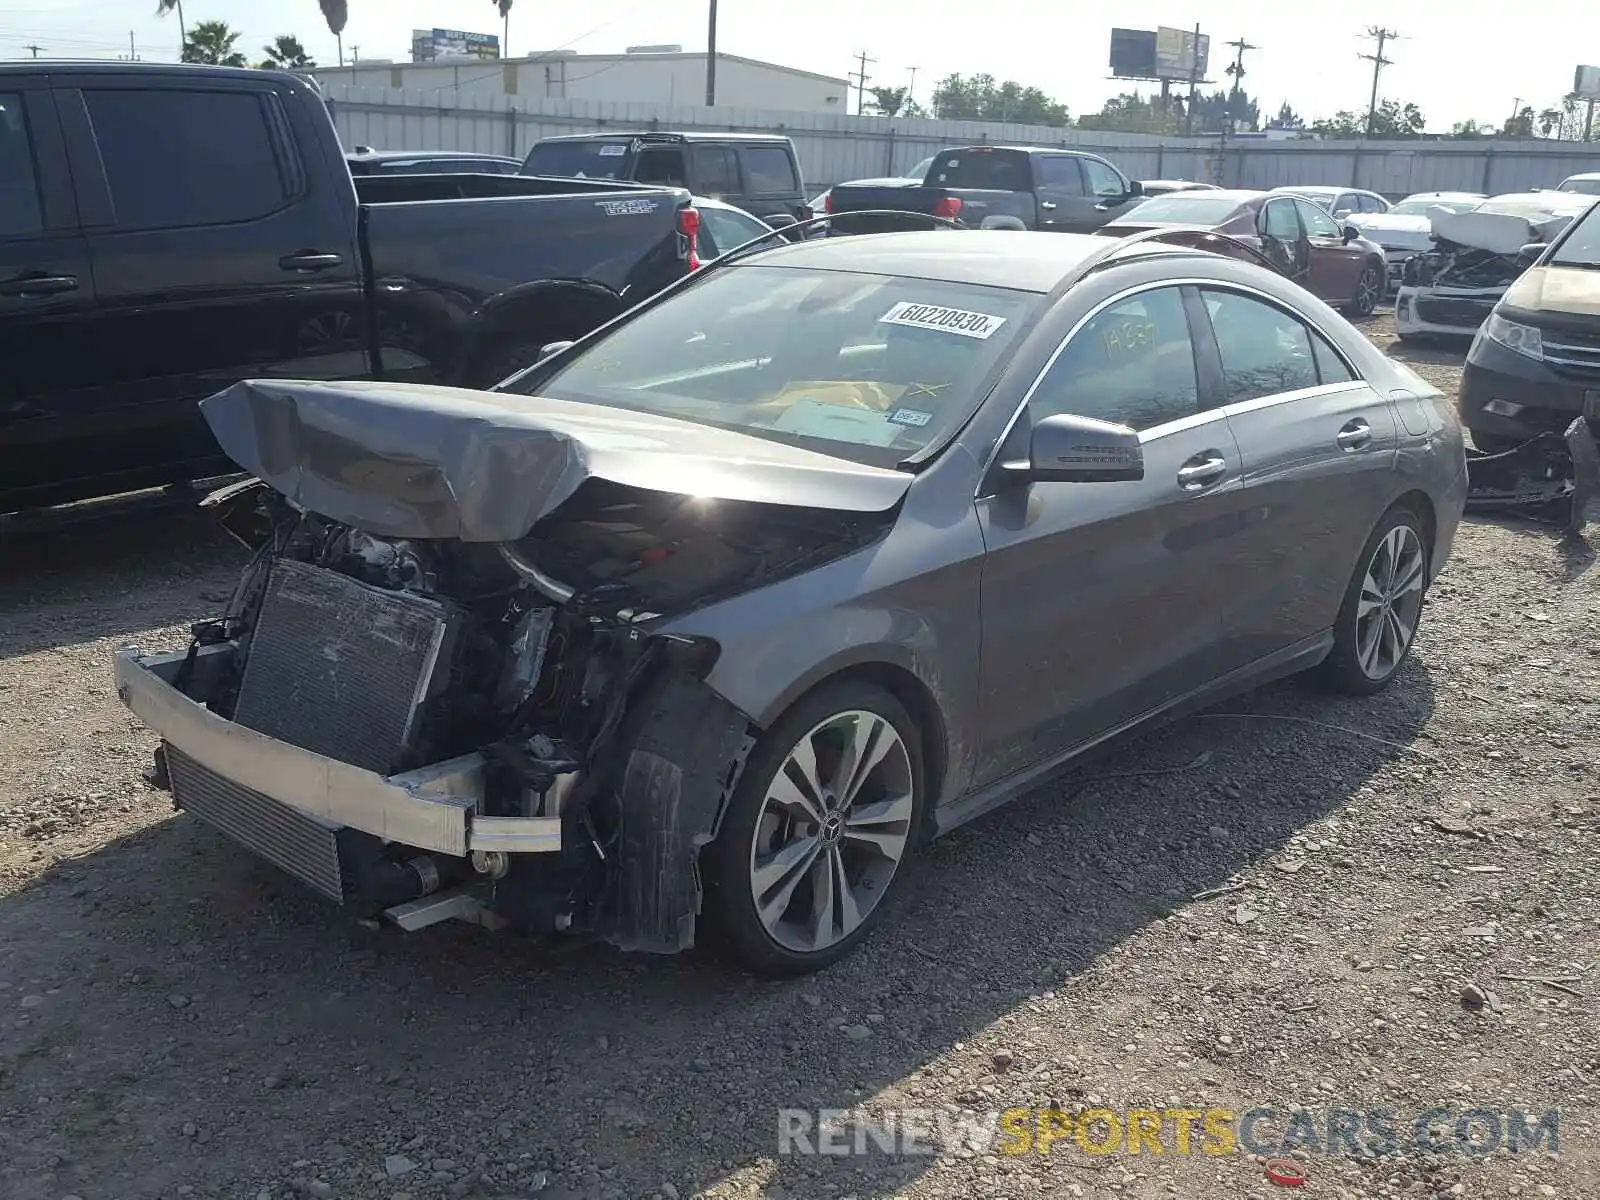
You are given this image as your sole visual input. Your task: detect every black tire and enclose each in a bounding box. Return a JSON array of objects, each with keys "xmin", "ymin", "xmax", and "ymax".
[
  {"xmin": 1312, "ymin": 504, "xmax": 1432, "ymax": 696},
  {"xmin": 1343, "ymin": 263, "xmax": 1383, "ymax": 317},
  {"xmin": 702, "ymin": 680, "xmax": 927, "ymax": 977},
  {"xmin": 1469, "ymin": 431, "xmax": 1524, "ymax": 455},
  {"xmin": 473, "ymin": 339, "xmax": 557, "ymax": 389}
]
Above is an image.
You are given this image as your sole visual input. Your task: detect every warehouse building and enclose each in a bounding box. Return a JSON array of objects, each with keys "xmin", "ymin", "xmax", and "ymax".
[{"xmin": 315, "ymin": 46, "xmax": 850, "ymax": 114}]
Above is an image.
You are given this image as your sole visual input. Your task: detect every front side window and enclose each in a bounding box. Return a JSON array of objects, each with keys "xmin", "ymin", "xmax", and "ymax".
[
  {"xmin": 0, "ymin": 93, "xmax": 42, "ymax": 237},
  {"xmin": 83, "ymin": 89, "xmax": 289, "ymax": 231},
  {"xmin": 698, "ymin": 206, "xmax": 769, "ymax": 257},
  {"xmin": 1295, "ymin": 199, "xmax": 1343, "ymax": 238},
  {"xmin": 1029, "ymin": 287, "xmax": 1199, "ymax": 432},
  {"xmin": 742, "ymin": 146, "xmax": 798, "ymax": 192},
  {"xmin": 1202, "ymin": 289, "xmax": 1331, "ymax": 403},
  {"xmin": 1081, "ymin": 157, "xmax": 1127, "ymax": 198},
  {"xmin": 505, "ymin": 265, "xmax": 1041, "ymax": 467}
]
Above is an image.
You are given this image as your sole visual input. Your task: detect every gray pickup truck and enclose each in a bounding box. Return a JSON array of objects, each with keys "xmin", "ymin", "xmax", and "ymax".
[{"xmin": 825, "ymin": 145, "xmax": 1146, "ymax": 235}]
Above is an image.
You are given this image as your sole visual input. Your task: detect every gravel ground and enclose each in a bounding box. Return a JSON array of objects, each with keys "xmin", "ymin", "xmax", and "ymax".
[{"xmin": 2, "ymin": 313, "xmax": 1597, "ymax": 1200}]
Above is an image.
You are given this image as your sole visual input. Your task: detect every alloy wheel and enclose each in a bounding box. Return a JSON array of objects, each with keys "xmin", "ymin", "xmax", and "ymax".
[
  {"xmin": 1355, "ymin": 266, "xmax": 1382, "ymax": 315},
  {"xmin": 747, "ymin": 710, "xmax": 915, "ymax": 954},
  {"xmin": 1355, "ymin": 523, "xmax": 1426, "ymax": 680}
]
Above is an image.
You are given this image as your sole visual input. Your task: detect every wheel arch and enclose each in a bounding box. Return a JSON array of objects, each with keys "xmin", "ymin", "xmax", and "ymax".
[
  {"xmin": 1390, "ymin": 488, "xmax": 1438, "ymax": 566},
  {"xmin": 453, "ymin": 279, "xmax": 625, "ymax": 385}
]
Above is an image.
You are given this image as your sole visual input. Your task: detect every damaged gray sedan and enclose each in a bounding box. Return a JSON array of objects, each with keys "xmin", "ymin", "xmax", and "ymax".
[{"xmin": 117, "ymin": 230, "xmax": 1468, "ymax": 975}]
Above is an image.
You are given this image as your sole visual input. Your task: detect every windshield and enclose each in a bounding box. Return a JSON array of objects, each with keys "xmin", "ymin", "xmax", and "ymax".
[
  {"xmin": 503, "ymin": 265, "xmax": 1041, "ymax": 467},
  {"xmin": 1559, "ymin": 178, "xmax": 1600, "ymax": 196},
  {"xmin": 1549, "ymin": 204, "xmax": 1600, "ymax": 268},
  {"xmin": 1120, "ymin": 195, "xmax": 1243, "ymax": 225},
  {"xmin": 1390, "ymin": 199, "xmax": 1479, "ymax": 216},
  {"xmin": 522, "ymin": 139, "xmax": 632, "ymax": 180}
]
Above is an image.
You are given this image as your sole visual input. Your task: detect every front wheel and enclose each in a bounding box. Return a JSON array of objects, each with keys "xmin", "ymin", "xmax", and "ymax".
[
  {"xmin": 1343, "ymin": 264, "xmax": 1384, "ymax": 317},
  {"xmin": 702, "ymin": 681, "xmax": 926, "ymax": 976},
  {"xmin": 1312, "ymin": 505, "xmax": 1431, "ymax": 695}
]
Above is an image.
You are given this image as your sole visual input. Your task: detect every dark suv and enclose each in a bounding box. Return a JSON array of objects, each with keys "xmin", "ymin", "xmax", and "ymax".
[{"xmin": 522, "ymin": 132, "xmax": 807, "ymax": 225}]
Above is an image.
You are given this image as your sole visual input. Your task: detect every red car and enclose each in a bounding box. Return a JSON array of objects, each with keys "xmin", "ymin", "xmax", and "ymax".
[{"xmin": 1099, "ymin": 188, "xmax": 1388, "ymax": 316}]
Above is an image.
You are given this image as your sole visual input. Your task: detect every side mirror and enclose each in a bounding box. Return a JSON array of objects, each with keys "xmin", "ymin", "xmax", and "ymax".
[
  {"xmin": 539, "ymin": 340, "xmax": 575, "ymax": 360},
  {"xmin": 1341, "ymin": 223, "xmax": 1360, "ymax": 243},
  {"xmin": 1017, "ymin": 413, "xmax": 1144, "ymax": 484},
  {"xmin": 1516, "ymin": 242, "xmax": 1545, "ymax": 267},
  {"xmin": 1126, "ymin": 180, "xmax": 1144, "ymax": 197}
]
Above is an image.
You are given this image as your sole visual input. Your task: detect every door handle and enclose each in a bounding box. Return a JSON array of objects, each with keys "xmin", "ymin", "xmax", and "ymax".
[
  {"xmin": 0, "ymin": 273, "xmax": 78, "ymax": 297},
  {"xmin": 1337, "ymin": 418, "xmax": 1373, "ymax": 450},
  {"xmin": 1176, "ymin": 452, "xmax": 1228, "ymax": 491},
  {"xmin": 278, "ymin": 251, "xmax": 344, "ymax": 272},
  {"xmin": 1039, "ymin": 201, "xmax": 1057, "ymax": 211}
]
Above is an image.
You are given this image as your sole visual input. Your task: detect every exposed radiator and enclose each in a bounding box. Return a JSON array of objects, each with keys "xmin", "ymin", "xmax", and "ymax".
[
  {"xmin": 231, "ymin": 558, "xmax": 458, "ymax": 775},
  {"xmin": 166, "ymin": 746, "xmax": 348, "ymax": 901}
]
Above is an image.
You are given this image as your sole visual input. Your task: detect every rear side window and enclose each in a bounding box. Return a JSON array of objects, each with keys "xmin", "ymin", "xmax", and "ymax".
[
  {"xmin": 928, "ymin": 150, "xmax": 1031, "ymax": 191},
  {"xmin": 742, "ymin": 145, "xmax": 798, "ymax": 193},
  {"xmin": 635, "ymin": 146, "xmax": 688, "ymax": 188},
  {"xmin": 1035, "ymin": 157, "xmax": 1084, "ymax": 193},
  {"xmin": 0, "ymin": 93, "xmax": 43, "ymax": 237},
  {"xmin": 83, "ymin": 89, "xmax": 289, "ymax": 231},
  {"xmin": 1203, "ymin": 289, "xmax": 1344, "ymax": 403},
  {"xmin": 690, "ymin": 145, "xmax": 739, "ymax": 195}
]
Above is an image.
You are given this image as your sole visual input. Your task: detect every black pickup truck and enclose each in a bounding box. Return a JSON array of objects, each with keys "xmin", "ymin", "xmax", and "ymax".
[
  {"xmin": 826, "ymin": 145, "xmax": 1145, "ymax": 235},
  {"xmin": 0, "ymin": 62, "xmax": 697, "ymax": 513}
]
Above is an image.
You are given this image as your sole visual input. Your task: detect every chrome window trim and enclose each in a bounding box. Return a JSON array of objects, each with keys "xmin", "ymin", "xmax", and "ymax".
[
  {"xmin": 977, "ymin": 275, "xmax": 1367, "ymax": 492},
  {"xmin": 1220, "ymin": 380, "xmax": 1371, "ymax": 420}
]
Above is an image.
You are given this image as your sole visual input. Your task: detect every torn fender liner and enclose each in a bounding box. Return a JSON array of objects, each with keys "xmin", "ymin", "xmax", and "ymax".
[
  {"xmin": 200, "ymin": 379, "xmax": 914, "ymax": 542},
  {"xmin": 606, "ymin": 675, "xmax": 753, "ymax": 954}
]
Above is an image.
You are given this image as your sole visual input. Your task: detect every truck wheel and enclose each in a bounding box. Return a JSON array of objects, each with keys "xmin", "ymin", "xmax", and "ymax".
[
  {"xmin": 702, "ymin": 681, "xmax": 925, "ymax": 977},
  {"xmin": 1312, "ymin": 504, "xmax": 1431, "ymax": 696},
  {"xmin": 474, "ymin": 339, "xmax": 555, "ymax": 389}
]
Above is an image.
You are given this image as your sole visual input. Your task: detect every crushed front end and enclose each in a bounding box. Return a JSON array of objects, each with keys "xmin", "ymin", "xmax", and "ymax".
[{"xmin": 118, "ymin": 471, "xmax": 885, "ymax": 951}]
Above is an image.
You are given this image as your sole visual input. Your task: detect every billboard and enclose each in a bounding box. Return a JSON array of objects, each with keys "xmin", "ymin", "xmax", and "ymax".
[
  {"xmin": 411, "ymin": 28, "xmax": 501, "ymax": 62},
  {"xmin": 1108, "ymin": 26, "xmax": 1209, "ymax": 82},
  {"xmin": 1155, "ymin": 26, "xmax": 1209, "ymax": 81},
  {"xmin": 1576, "ymin": 65, "xmax": 1600, "ymax": 100}
]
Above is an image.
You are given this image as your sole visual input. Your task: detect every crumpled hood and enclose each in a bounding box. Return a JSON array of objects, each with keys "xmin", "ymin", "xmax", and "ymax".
[
  {"xmin": 200, "ymin": 379, "xmax": 914, "ymax": 542},
  {"xmin": 1349, "ymin": 213, "xmax": 1433, "ymax": 249},
  {"xmin": 1501, "ymin": 266, "xmax": 1600, "ymax": 319}
]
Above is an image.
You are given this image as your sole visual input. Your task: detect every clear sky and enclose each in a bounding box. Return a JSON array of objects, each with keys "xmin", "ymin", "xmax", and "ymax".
[{"xmin": 3, "ymin": 0, "xmax": 1595, "ymax": 130}]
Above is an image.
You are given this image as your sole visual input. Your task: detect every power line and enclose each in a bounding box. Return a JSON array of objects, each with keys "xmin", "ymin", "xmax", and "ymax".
[
  {"xmin": 849, "ymin": 50, "xmax": 876, "ymax": 116},
  {"xmin": 1359, "ymin": 26, "xmax": 1399, "ymax": 138}
]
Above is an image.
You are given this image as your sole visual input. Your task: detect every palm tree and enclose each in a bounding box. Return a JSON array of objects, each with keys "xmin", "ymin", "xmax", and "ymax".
[
  {"xmin": 319, "ymin": 0, "xmax": 348, "ymax": 67},
  {"xmin": 155, "ymin": 0, "xmax": 186, "ymax": 59},
  {"xmin": 260, "ymin": 35, "xmax": 316, "ymax": 71},
  {"xmin": 182, "ymin": 19, "xmax": 248, "ymax": 67},
  {"xmin": 494, "ymin": 0, "xmax": 512, "ymax": 57}
]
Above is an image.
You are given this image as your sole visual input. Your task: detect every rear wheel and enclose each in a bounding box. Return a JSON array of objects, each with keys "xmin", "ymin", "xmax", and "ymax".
[
  {"xmin": 703, "ymin": 681, "xmax": 925, "ymax": 976},
  {"xmin": 1469, "ymin": 431, "xmax": 1524, "ymax": 455},
  {"xmin": 1313, "ymin": 505, "xmax": 1431, "ymax": 695},
  {"xmin": 1343, "ymin": 263, "xmax": 1383, "ymax": 317}
]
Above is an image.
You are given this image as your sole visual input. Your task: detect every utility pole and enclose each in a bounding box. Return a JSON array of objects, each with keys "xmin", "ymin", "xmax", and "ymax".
[
  {"xmin": 704, "ymin": 0, "xmax": 717, "ymax": 106},
  {"xmin": 1586, "ymin": 99, "xmax": 1596, "ymax": 142},
  {"xmin": 1182, "ymin": 23, "xmax": 1203, "ymax": 137},
  {"xmin": 119, "ymin": 31, "xmax": 140, "ymax": 61},
  {"xmin": 907, "ymin": 66, "xmax": 918, "ymax": 111},
  {"xmin": 1224, "ymin": 37, "xmax": 1257, "ymax": 106},
  {"xmin": 849, "ymin": 50, "xmax": 876, "ymax": 116},
  {"xmin": 1359, "ymin": 26, "xmax": 1398, "ymax": 138},
  {"xmin": 23, "ymin": 43, "xmax": 43, "ymax": 58}
]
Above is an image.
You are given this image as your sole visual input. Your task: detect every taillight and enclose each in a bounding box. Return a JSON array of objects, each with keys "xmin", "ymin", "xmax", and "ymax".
[
  {"xmin": 932, "ymin": 196, "xmax": 963, "ymax": 220},
  {"xmin": 823, "ymin": 191, "xmax": 834, "ymax": 213},
  {"xmin": 678, "ymin": 205, "xmax": 701, "ymax": 270}
]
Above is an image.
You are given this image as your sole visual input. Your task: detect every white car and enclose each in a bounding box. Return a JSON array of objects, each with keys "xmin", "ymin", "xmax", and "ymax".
[
  {"xmin": 693, "ymin": 195, "xmax": 778, "ymax": 260},
  {"xmin": 1556, "ymin": 172, "xmax": 1600, "ymax": 196},
  {"xmin": 1345, "ymin": 191, "xmax": 1487, "ymax": 288},
  {"xmin": 1268, "ymin": 185, "xmax": 1390, "ymax": 220}
]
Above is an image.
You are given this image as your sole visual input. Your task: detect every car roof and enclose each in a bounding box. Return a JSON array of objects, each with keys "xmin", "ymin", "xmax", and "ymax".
[
  {"xmin": 0, "ymin": 59, "xmax": 277, "ymax": 79},
  {"xmin": 535, "ymin": 131, "xmax": 791, "ymax": 145},
  {"xmin": 1397, "ymin": 191, "xmax": 1485, "ymax": 201},
  {"xmin": 1135, "ymin": 188, "xmax": 1263, "ymax": 204},
  {"xmin": 1270, "ymin": 184, "xmax": 1362, "ymax": 196},
  {"xmin": 347, "ymin": 150, "xmax": 519, "ymax": 162},
  {"xmin": 729, "ymin": 229, "xmax": 1203, "ymax": 292},
  {"xmin": 1562, "ymin": 172, "xmax": 1600, "ymax": 181}
]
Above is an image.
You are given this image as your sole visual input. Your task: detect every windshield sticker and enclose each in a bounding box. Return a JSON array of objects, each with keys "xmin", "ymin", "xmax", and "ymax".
[
  {"xmin": 598, "ymin": 143, "xmax": 627, "ymax": 157},
  {"xmin": 595, "ymin": 197, "xmax": 659, "ymax": 216},
  {"xmin": 904, "ymin": 381, "xmax": 950, "ymax": 399},
  {"xmin": 879, "ymin": 301, "xmax": 1007, "ymax": 340},
  {"xmin": 888, "ymin": 407, "xmax": 934, "ymax": 428},
  {"xmin": 770, "ymin": 399, "xmax": 903, "ymax": 446}
]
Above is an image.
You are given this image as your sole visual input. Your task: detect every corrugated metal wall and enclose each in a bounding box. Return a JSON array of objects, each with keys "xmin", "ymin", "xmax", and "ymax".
[{"xmin": 323, "ymin": 83, "xmax": 1600, "ymax": 198}]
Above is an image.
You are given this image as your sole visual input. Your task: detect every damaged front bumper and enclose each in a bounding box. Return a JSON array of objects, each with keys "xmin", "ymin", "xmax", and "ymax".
[
  {"xmin": 1394, "ymin": 285, "xmax": 1501, "ymax": 337},
  {"xmin": 1465, "ymin": 416, "xmax": 1600, "ymax": 531}
]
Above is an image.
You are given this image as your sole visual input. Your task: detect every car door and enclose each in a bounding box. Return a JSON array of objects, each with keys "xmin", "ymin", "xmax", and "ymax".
[
  {"xmin": 55, "ymin": 75, "xmax": 368, "ymax": 490},
  {"xmin": 0, "ymin": 81, "xmax": 102, "ymax": 512},
  {"xmin": 1194, "ymin": 284, "xmax": 1399, "ymax": 664},
  {"xmin": 1257, "ymin": 197, "xmax": 1310, "ymax": 284},
  {"xmin": 1295, "ymin": 197, "xmax": 1364, "ymax": 304},
  {"xmin": 972, "ymin": 282, "xmax": 1255, "ymax": 785},
  {"xmin": 1080, "ymin": 154, "xmax": 1142, "ymax": 225},
  {"xmin": 1031, "ymin": 155, "xmax": 1095, "ymax": 231}
]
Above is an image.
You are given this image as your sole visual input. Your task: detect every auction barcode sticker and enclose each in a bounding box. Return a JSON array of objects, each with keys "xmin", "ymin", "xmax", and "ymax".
[{"xmin": 879, "ymin": 301, "xmax": 1007, "ymax": 340}]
